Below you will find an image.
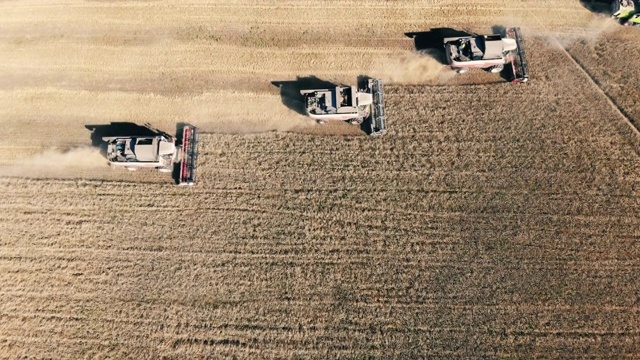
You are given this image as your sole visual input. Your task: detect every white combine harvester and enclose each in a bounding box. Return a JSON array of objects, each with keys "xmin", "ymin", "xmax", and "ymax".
[
  {"xmin": 443, "ymin": 27, "xmax": 529, "ymax": 83},
  {"xmin": 300, "ymin": 78, "xmax": 386, "ymax": 136},
  {"xmin": 102, "ymin": 125, "xmax": 198, "ymax": 186}
]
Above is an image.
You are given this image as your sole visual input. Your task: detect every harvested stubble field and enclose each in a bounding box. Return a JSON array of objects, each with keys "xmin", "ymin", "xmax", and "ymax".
[{"xmin": 1, "ymin": 0, "xmax": 640, "ymax": 358}]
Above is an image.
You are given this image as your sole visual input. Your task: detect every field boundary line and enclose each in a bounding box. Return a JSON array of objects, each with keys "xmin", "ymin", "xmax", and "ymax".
[{"xmin": 520, "ymin": 0, "xmax": 640, "ymax": 155}]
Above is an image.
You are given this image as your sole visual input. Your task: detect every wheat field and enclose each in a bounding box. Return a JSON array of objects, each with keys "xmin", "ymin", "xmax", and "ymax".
[{"xmin": 1, "ymin": 0, "xmax": 640, "ymax": 358}]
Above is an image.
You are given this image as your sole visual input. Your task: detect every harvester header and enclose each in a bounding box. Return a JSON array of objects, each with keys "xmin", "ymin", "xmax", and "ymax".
[
  {"xmin": 506, "ymin": 27, "xmax": 529, "ymax": 83},
  {"xmin": 178, "ymin": 125, "xmax": 198, "ymax": 186},
  {"xmin": 368, "ymin": 78, "xmax": 386, "ymax": 136}
]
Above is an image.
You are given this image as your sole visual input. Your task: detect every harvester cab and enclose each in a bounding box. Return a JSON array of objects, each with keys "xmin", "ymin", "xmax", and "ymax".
[{"xmin": 101, "ymin": 124, "xmax": 198, "ymax": 186}]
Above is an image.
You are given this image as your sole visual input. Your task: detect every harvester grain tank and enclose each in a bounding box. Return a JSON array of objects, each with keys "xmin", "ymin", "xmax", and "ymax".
[
  {"xmin": 443, "ymin": 27, "xmax": 529, "ymax": 83},
  {"xmin": 102, "ymin": 125, "xmax": 198, "ymax": 185},
  {"xmin": 300, "ymin": 78, "xmax": 386, "ymax": 136}
]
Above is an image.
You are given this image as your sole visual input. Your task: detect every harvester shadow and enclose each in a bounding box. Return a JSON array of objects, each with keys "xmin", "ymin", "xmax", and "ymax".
[
  {"xmin": 271, "ymin": 76, "xmax": 337, "ymax": 115},
  {"xmin": 404, "ymin": 27, "xmax": 474, "ymax": 64},
  {"xmin": 491, "ymin": 25, "xmax": 506, "ymax": 34},
  {"xmin": 580, "ymin": 0, "xmax": 615, "ymax": 14},
  {"xmin": 85, "ymin": 122, "xmax": 163, "ymax": 158}
]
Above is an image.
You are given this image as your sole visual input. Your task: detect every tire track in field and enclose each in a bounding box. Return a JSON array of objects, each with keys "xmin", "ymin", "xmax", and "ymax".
[
  {"xmin": 520, "ymin": 0, "xmax": 640, "ymax": 155},
  {"xmin": 17, "ymin": 247, "xmax": 632, "ymax": 267}
]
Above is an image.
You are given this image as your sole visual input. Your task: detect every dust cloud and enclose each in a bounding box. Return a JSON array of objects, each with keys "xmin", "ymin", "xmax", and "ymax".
[
  {"xmin": 559, "ymin": 16, "xmax": 620, "ymax": 46},
  {"xmin": 0, "ymin": 147, "xmax": 106, "ymax": 178},
  {"xmin": 184, "ymin": 92, "xmax": 311, "ymax": 134},
  {"xmin": 512, "ymin": 16, "xmax": 621, "ymax": 51},
  {"xmin": 370, "ymin": 51, "xmax": 455, "ymax": 85}
]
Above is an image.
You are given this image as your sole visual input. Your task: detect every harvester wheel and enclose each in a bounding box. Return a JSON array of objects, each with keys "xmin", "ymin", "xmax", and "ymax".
[
  {"xmin": 489, "ymin": 65, "xmax": 504, "ymax": 73},
  {"xmin": 349, "ymin": 118, "xmax": 363, "ymax": 125}
]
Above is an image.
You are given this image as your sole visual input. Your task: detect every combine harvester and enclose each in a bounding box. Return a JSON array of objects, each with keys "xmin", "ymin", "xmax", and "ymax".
[
  {"xmin": 300, "ymin": 78, "xmax": 386, "ymax": 136},
  {"xmin": 612, "ymin": 0, "xmax": 640, "ymax": 25},
  {"xmin": 443, "ymin": 27, "xmax": 529, "ymax": 83},
  {"xmin": 587, "ymin": 0, "xmax": 640, "ymax": 25},
  {"xmin": 102, "ymin": 124, "xmax": 198, "ymax": 186}
]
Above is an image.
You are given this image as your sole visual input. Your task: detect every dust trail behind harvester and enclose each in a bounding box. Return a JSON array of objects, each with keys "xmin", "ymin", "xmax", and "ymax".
[
  {"xmin": 504, "ymin": 3, "xmax": 622, "ymax": 47},
  {"xmin": 519, "ymin": 16, "xmax": 622, "ymax": 49},
  {"xmin": 556, "ymin": 15, "xmax": 621, "ymax": 47},
  {"xmin": 369, "ymin": 51, "xmax": 456, "ymax": 85},
  {"xmin": 0, "ymin": 147, "xmax": 105, "ymax": 178},
  {"xmin": 184, "ymin": 92, "xmax": 310, "ymax": 134}
]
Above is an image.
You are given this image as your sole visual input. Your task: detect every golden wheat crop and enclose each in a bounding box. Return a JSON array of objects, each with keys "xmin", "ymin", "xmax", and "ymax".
[{"xmin": 0, "ymin": 0, "xmax": 639, "ymax": 358}]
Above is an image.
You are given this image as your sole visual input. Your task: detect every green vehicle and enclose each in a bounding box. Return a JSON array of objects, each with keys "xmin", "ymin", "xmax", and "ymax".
[
  {"xmin": 611, "ymin": 0, "xmax": 639, "ymax": 25},
  {"xmin": 623, "ymin": 12, "xmax": 640, "ymax": 25},
  {"xmin": 585, "ymin": 0, "xmax": 639, "ymax": 24}
]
